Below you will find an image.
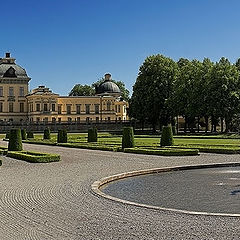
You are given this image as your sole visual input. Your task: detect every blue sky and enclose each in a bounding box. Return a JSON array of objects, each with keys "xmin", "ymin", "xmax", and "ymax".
[{"xmin": 0, "ymin": 0, "xmax": 240, "ymax": 95}]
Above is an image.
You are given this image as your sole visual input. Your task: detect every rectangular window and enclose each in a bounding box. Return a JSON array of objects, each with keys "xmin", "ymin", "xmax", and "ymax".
[
  {"xmin": 58, "ymin": 118, "xmax": 61, "ymax": 123},
  {"xmin": 44, "ymin": 117, "xmax": 48, "ymax": 123},
  {"xmin": 77, "ymin": 117, "xmax": 80, "ymax": 123},
  {"xmin": 67, "ymin": 105, "xmax": 71, "ymax": 114},
  {"xmin": 58, "ymin": 105, "xmax": 62, "ymax": 114},
  {"xmin": 85, "ymin": 104, "xmax": 90, "ymax": 114},
  {"xmin": 0, "ymin": 102, "xmax": 3, "ymax": 112},
  {"xmin": 9, "ymin": 87, "xmax": 14, "ymax": 96},
  {"xmin": 20, "ymin": 103, "xmax": 24, "ymax": 112},
  {"xmin": 44, "ymin": 103, "xmax": 48, "ymax": 111},
  {"xmin": 86, "ymin": 117, "xmax": 90, "ymax": 123},
  {"xmin": 19, "ymin": 87, "xmax": 24, "ymax": 96},
  {"xmin": 52, "ymin": 117, "xmax": 56, "ymax": 123},
  {"xmin": 95, "ymin": 104, "xmax": 99, "ymax": 114},
  {"xmin": 76, "ymin": 105, "xmax": 81, "ymax": 114},
  {"xmin": 108, "ymin": 117, "xmax": 111, "ymax": 122},
  {"xmin": 68, "ymin": 117, "xmax": 72, "ymax": 123},
  {"xmin": 0, "ymin": 87, "xmax": 3, "ymax": 97},
  {"xmin": 96, "ymin": 117, "xmax": 99, "ymax": 123},
  {"xmin": 52, "ymin": 104, "xmax": 55, "ymax": 112},
  {"xmin": 36, "ymin": 117, "xmax": 40, "ymax": 122},
  {"xmin": 36, "ymin": 103, "xmax": 40, "ymax": 111},
  {"xmin": 9, "ymin": 102, "xmax": 13, "ymax": 112},
  {"xmin": 118, "ymin": 105, "xmax": 121, "ymax": 113}
]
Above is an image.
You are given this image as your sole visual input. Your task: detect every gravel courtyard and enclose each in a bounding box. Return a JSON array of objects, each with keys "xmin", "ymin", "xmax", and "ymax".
[{"xmin": 0, "ymin": 140, "xmax": 240, "ymax": 240}]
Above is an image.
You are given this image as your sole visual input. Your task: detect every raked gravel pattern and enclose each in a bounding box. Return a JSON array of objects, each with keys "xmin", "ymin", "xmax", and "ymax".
[{"xmin": 0, "ymin": 140, "xmax": 240, "ymax": 239}]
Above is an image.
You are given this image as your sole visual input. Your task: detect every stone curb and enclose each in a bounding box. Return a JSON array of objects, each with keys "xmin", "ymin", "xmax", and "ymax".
[{"xmin": 91, "ymin": 162, "xmax": 240, "ymax": 217}]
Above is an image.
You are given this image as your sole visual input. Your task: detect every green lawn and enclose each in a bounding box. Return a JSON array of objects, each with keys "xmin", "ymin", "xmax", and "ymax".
[{"xmin": 26, "ymin": 133, "xmax": 240, "ymax": 151}]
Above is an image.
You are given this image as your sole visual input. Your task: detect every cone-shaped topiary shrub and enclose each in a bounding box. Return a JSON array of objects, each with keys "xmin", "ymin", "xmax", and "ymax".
[
  {"xmin": 27, "ymin": 131, "xmax": 34, "ymax": 139},
  {"xmin": 57, "ymin": 129, "xmax": 68, "ymax": 143},
  {"xmin": 21, "ymin": 129, "xmax": 27, "ymax": 140},
  {"xmin": 160, "ymin": 125, "xmax": 174, "ymax": 146},
  {"xmin": 88, "ymin": 127, "xmax": 98, "ymax": 142},
  {"xmin": 122, "ymin": 127, "xmax": 135, "ymax": 149},
  {"xmin": 43, "ymin": 128, "xmax": 51, "ymax": 140},
  {"xmin": 8, "ymin": 128, "xmax": 23, "ymax": 151}
]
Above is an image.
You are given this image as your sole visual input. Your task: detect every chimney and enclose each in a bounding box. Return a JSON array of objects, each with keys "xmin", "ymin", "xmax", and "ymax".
[
  {"xmin": 104, "ymin": 73, "xmax": 111, "ymax": 81},
  {"xmin": 5, "ymin": 52, "xmax": 10, "ymax": 58}
]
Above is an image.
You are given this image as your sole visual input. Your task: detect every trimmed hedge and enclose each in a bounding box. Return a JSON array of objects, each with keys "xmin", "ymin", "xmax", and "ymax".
[
  {"xmin": 27, "ymin": 131, "xmax": 34, "ymax": 139},
  {"xmin": 88, "ymin": 128, "xmax": 98, "ymax": 142},
  {"xmin": 169, "ymin": 145, "xmax": 240, "ymax": 154},
  {"xmin": 8, "ymin": 128, "xmax": 23, "ymax": 151},
  {"xmin": 23, "ymin": 140, "xmax": 56, "ymax": 146},
  {"xmin": 43, "ymin": 128, "xmax": 51, "ymax": 140},
  {"xmin": 122, "ymin": 127, "xmax": 135, "ymax": 149},
  {"xmin": 7, "ymin": 151, "xmax": 60, "ymax": 163},
  {"xmin": 57, "ymin": 129, "xmax": 68, "ymax": 143},
  {"xmin": 124, "ymin": 147, "xmax": 199, "ymax": 156},
  {"xmin": 160, "ymin": 125, "xmax": 174, "ymax": 146},
  {"xmin": 21, "ymin": 129, "xmax": 27, "ymax": 140},
  {"xmin": 57, "ymin": 142, "xmax": 121, "ymax": 152}
]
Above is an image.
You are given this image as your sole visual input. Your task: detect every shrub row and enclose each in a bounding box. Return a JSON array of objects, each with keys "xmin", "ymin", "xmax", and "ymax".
[
  {"xmin": 88, "ymin": 128, "xmax": 98, "ymax": 142},
  {"xmin": 58, "ymin": 129, "xmax": 68, "ymax": 143},
  {"xmin": 7, "ymin": 151, "xmax": 60, "ymax": 163},
  {"xmin": 122, "ymin": 127, "xmax": 135, "ymax": 149},
  {"xmin": 27, "ymin": 131, "xmax": 34, "ymax": 138},
  {"xmin": 57, "ymin": 143, "xmax": 121, "ymax": 152},
  {"xmin": 44, "ymin": 128, "xmax": 51, "ymax": 140},
  {"xmin": 8, "ymin": 129, "xmax": 22, "ymax": 151},
  {"xmin": 124, "ymin": 147, "xmax": 199, "ymax": 156}
]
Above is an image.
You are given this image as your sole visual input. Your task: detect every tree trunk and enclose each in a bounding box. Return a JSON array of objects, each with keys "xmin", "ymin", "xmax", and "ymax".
[
  {"xmin": 220, "ymin": 117, "xmax": 224, "ymax": 133},
  {"xmin": 197, "ymin": 117, "xmax": 200, "ymax": 133},
  {"xmin": 204, "ymin": 116, "xmax": 209, "ymax": 133}
]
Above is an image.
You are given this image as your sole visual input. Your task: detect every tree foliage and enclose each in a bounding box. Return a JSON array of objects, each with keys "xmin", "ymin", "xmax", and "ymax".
[
  {"xmin": 69, "ymin": 84, "xmax": 95, "ymax": 96},
  {"xmin": 130, "ymin": 54, "xmax": 178, "ymax": 130},
  {"xmin": 130, "ymin": 54, "xmax": 240, "ymax": 132}
]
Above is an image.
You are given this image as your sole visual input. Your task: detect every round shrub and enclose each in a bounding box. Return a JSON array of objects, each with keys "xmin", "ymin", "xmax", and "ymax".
[
  {"xmin": 21, "ymin": 129, "xmax": 27, "ymax": 140},
  {"xmin": 57, "ymin": 129, "xmax": 68, "ymax": 143},
  {"xmin": 88, "ymin": 127, "xmax": 98, "ymax": 142},
  {"xmin": 160, "ymin": 125, "xmax": 174, "ymax": 146},
  {"xmin": 8, "ymin": 128, "xmax": 23, "ymax": 151},
  {"xmin": 27, "ymin": 131, "xmax": 34, "ymax": 139},
  {"xmin": 43, "ymin": 128, "xmax": 51, "ymax": 140},
  {"xmin": 122, "ymin": 127, "xmax": 135, "ymax": 149}
]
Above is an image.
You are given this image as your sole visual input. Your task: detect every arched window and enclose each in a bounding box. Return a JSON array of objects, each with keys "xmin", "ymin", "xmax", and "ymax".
[{"xmin": 107, "ymin": 101, "xmax": 111, "ymax": 111}]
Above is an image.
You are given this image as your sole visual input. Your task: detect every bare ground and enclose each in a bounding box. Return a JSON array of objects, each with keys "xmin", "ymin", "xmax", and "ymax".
[{"xmin": 0, "ymin": 140, "xmax": 240, "ymax": 240}]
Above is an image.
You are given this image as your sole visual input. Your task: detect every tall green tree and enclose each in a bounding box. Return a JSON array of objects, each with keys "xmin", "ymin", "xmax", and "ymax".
[
  {"xmin": 130, "ymin": 54, "xmax": 178, "ymax": 131},
  {"xmin": 69, "ymin": 84, "xmax": 95, "ymax": 96},
  {"xmin": 208, "ymin": 57, "xmax": 240, "ymax": 132},
  {"xmin": 173, "ymin": 59, "xmax": 203, "ymax": 132}
]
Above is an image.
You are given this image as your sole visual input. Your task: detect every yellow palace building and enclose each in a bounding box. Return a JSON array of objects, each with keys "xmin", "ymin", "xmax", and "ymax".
[{"xmin": 0, "ymin": 53, "xmax": 128, "ymax": 124}]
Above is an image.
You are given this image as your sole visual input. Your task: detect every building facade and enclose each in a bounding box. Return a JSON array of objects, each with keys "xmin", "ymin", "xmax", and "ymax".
[{"xmin": 0, "ymin": 53, "xmax": 128, "ymax": 124}]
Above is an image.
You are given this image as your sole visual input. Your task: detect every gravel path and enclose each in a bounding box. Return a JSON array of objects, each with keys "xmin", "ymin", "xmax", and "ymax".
[{"xmin": 0, "ymin": 140, "xmax": 240, "ymax": 239}]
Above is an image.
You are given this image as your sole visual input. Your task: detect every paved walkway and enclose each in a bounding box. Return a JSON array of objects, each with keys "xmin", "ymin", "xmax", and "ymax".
[{"xmin": 0, "ymin": 140, "xmax": 240, "ymax": 239}]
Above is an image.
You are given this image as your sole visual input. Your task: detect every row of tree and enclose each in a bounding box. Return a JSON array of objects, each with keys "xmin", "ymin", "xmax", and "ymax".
[{"xmin": 130, "ymin": 54, "xmax": 240, "ymax": 132}]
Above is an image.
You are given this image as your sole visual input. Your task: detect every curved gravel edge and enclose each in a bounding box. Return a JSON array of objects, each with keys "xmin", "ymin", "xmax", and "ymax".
[{"xmin": 92, "ymin": 162, "xmax": 240, "ymax": 217}]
